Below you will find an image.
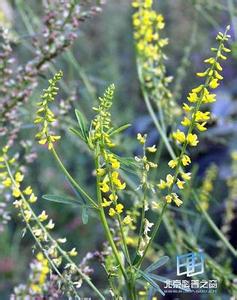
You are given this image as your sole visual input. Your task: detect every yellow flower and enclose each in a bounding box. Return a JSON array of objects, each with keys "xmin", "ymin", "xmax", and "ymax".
[
  {"xmin": 166, "ymin": 174, "xmax": 174, "ymax": 188},
  {"xmin": 172, "ymin": 129, "xmax": 186, "ymax": 144},
  {"xmin": 116, "ymin": 203, "xmax": 124, "ymax": 214},
  {"xmin": 68, "ymin": 248, "xmax": 78, "ymax": 257},
  {"xmin": 181, "ymin": 155, "xmax": 191, "ymax": 166},
  {"xmin": 157, "ymin": 179, "xmax": 166, "ymax": 190},
  {"xmin": 137, "ymin": 133, "xmax": 146, "ymax": 144},
  {"xmin": 192, "ymin": 85, "xmax": 203, "ymax": 93},
  {"xmin": 100, "ymin": 182, "xmax": 110, "ymax": 193},
  {"xmin": 12, "ymin": 187, "xmax": 21, "ymax": 198},
  {"xmin": 168, "ymin": 159, "xmax": 177, "ymax": 169},
  {"xmin": 102, "ymin": 198, "xmax": 112, "ymax": 207},
  {"xmin": 96, "ymin": 168, "xmax": 105, "ymax": 176},
  {"xmin": 165, "ymin": 194, "xmax": 172, "ymax": 203},
  {"xmin": 187, "ymin": 92, "xmax": 198, "ymax": 103},
  {"xmin": 38, "ymin": 210, "xmax": 48, "ymax": 222},
  {"xmin": 109, "ymin": 194, "xmax": 118, "ymax": 201},
  {"xmin": 24, "ymin": 210, "xmax": 32, "ymax": 222},
  {"xmin": 181, "ymin": 117, "xmax": 191, "ymax": 127},
  {"xmin": 177, "ymin": 179, "xmax": 185, "ymax": 189},
  {"xmin": 15, "ymin": 172, "xmax": 24, "ymax": 182},
  {"xmin": 123, "ymin": 215, "xmax": 133, "ymax": 225},
  {"xmin": 2, "ymin": 177, "xmax": 11, "ymax": 187},
  {"xmin": 109, "ymin": 208, "xmax": 116, "ymax": 217},
  {"xmin": 209, "ymin": 78, "xmax": 219, "ymax": 89},
  {"xmin": 46, "ymin": 219, "xmax": 55, "ymax": 230},
  {"xmin": 186, "ymin": 133, "xmax": 199, "ymax": 146},
  {"xmin": 146, "ymin": 145, "xmax": 157, "ymax": 153},
  {"xmin": 181, "ymin": 172, "xmax": 192, "ymax": 181},
  {"xmin": 29, "ymin": 193, "xmax": 37, "ymax": 203},
  {"xmin": 172, "ymin": 193, "xmax": 183, "ymax": 207},
  {"xmin": 196, "ymin": 122, "xmax": 207, "ymax": 132},
  {"xmin": 23, "ymin": 186, "xmax": 32, "ymax": 195}
]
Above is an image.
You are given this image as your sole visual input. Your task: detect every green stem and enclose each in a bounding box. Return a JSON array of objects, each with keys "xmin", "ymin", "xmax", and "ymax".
[
  {"xmin": 51, "ymin": 146, "xmax": 98, "ymax": 209},
  {"xmin": 193, "ymin": 192, "xmax": 237, "ymax": 257},
  {"xmin": 136, "ymin": 202, "xmax": 168, "ymax": 267}
]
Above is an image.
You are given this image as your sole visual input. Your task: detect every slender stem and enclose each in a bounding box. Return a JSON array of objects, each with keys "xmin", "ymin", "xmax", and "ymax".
[
  {"xmin": 51, "ymin": 146, "xmax": 98, "ymax": 209},
  {"xmin": 193, "ymin": 192, "xmax": 236, "ymax": 257},
  {"xmin": 136, "ymin": 202, "xmax": 168, "ymax": 267}
]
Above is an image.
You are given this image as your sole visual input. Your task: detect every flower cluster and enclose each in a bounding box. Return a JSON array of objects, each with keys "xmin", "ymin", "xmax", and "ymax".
[
  {"xmin": 157, "ymin": 27, "xmax": 231, "ymax": 207},
  {"xmin": 132, "ymin": 0, "xmax": 180, "ymax": 122},
  {"xmin": 199, "ymin": 164, "xmax": 218, "ymax": 211},
  {"xmin": 0, "ymin": 146, "xmax": 95, "ymax": 297},
  {"xmin": 34, "ymin": 71, "xmax": 63, "ymax": 150},
  {"xmin": 91, "ymin": 85, "xmax": 131, "ymax": 223},
  {"xmin": 12, "ymin": 253, "xmax": 63, "ymax": 299}
]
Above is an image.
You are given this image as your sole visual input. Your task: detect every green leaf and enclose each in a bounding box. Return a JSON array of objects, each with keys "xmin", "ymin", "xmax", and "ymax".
[
  {"xmin": 148, "ymin": 273, "xmax": 168, "ymax": 283},
  {"xmin": 108, "ymin": 124, "xmax": 131, "ymax": 136},
  {"xmin": 82, "ymin": 206, "xmax": 89, "ymax": 224},
  {"xmin": 69, "ymin": 127, "xmax": 86, "ymax": 142},
  {"xmin": 42, "ymin": 194, "xmax": 83, "ymax": 206},
  {"xmin": 137, "ymin": 269, "xmax": 165, "ymax": 296},
  {"xmin": 144, "ymin": 256, "xmax": 169, "ymax": 273},
  {"xmin": 75, "ymin": 109, "xmax": 88, "ymax": 139}
]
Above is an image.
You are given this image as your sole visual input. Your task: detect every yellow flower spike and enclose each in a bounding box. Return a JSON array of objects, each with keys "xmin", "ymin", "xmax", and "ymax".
[
  {"xmin": 23, "ymin": 186, "xmax": 33, "ymax": 195},
  {"xmin": 15, "ymin": 172, "xmax": 24, "ymax": 182},
  {"xmin": 109, "ymin": 208, "xmax": 116, "ymax": 217},
  {"xmin": 123, "ymin": 215, "xmax": 133, "ymax": 225},
  {"xmin": 2, "ymin": 177, "xmax": 11, "ymax": 187},
  {"xmin": 102, "ymin": 198, "xmax": 112, "ymax": 207},
  {"xmin": 181, "ymin": 155, "xmax": 191, "ymax": 166},
  {"xmin": 157, "ymin": 179, "xmax": 166, "ymax": 190},
  {"xmin": 68, "ymin": 248, "xmax": 78, "ymax": 257},
  {"xmin": 168, "ymin": 159, "xmax": 178, "ymax": 169},
  {"xmin": 38, "ymin": 210, "xmax": 48, "ymax": 222},
  {"xmin": 209, "ymin": 78, "xmax": 219, "ymax": 89},
  {"xmin": 29, "ymin": 193, "xmax": 37, "ymax": 203},
  {"xmin": 12, "ymin": 187, "xmax": 21, "ymax": 198},
  {"xmin": 177, "ymin": 179, "xmax": 185, "ymax": 189},
  {"xmin": 172, "ymin": 193, "xmax": 183, "ymax": 207},
  {"xmin": 146, "ymin": 145, "xmax": 157, "ymax": 153},
  {"xmin": 165, "ymin": 194, "xmax": 172, "ymax": 203},
  {"xmin": 115, "ymin": 203, "xmax": 124, "ymax": 214},
  {"xmin": 172, "ymin": 129, "xmax": 186, "ymax": 144}
]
